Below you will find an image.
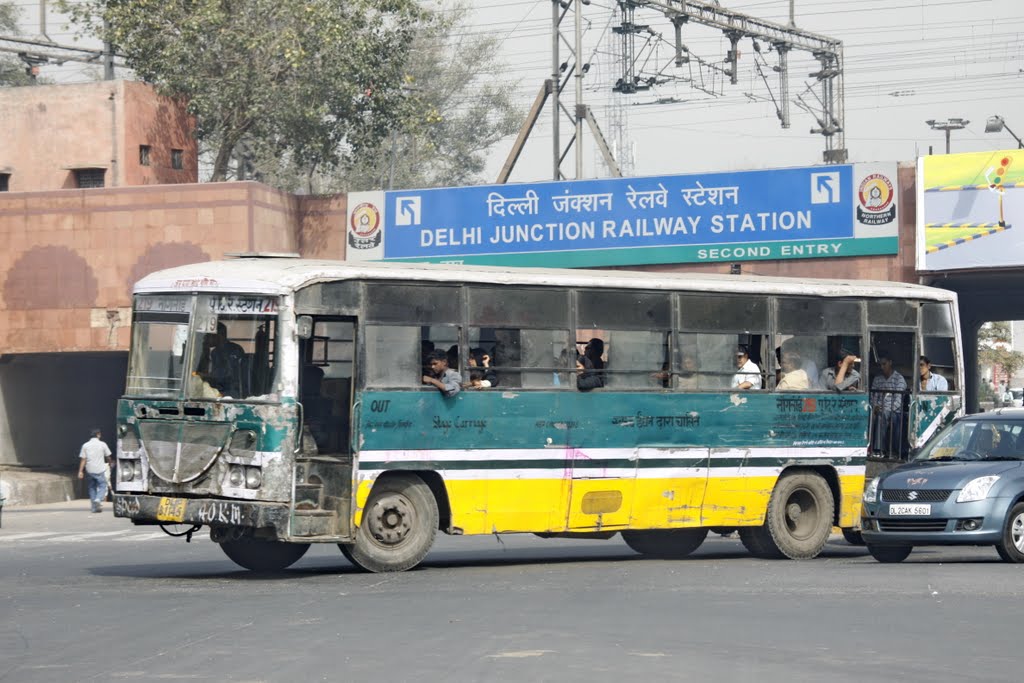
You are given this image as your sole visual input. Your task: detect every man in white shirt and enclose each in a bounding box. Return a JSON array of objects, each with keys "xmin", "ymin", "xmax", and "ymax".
[
  {"xmin": 78, "ymin": 428, "xmax": 112, "ymax": 513},
  {"xmin": 732, "ymin": 345, "xmax": 762, "ymax": 390}
]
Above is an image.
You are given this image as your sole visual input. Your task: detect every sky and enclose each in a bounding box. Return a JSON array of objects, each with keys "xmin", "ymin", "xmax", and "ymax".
[{"xmin": 10, "ymin": 0, "xmax": 1024, "ymax": 185}]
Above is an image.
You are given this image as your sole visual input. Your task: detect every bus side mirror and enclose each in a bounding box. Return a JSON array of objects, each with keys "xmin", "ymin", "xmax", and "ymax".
[{"xmin": 296, "ymin": 316, "xmax": 313, "ymax": 340}]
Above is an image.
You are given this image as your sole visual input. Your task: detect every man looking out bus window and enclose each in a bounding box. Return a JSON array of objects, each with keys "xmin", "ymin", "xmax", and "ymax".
[
  {"xmin": 423, "ymin": 349, "xmax": 461, "ymax": 397},
  {"xmin": 732, "ymin": 345, "xmax": 761, "ymax": 390},
  {"xmin": 820, "ymin": 349, "xmax": 861, "ymax": 392},
  {"xmin": 919, "ymin": 355, "xmax": 949, "ymax": 392}
]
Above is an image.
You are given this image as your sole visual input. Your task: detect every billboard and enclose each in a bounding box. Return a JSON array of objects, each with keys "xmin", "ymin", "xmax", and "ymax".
[
  {"xmin": 346, "ymin": 163, "xmax": 899, "ymax": 268},
  {"xmin": 917, "ymin": 149, "xmax": 1023, "ymax": 272}
]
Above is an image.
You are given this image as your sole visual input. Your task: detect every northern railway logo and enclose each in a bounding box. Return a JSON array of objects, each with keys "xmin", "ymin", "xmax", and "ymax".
[
  {"xmin": 857, "ymin": 173, "xmax": 896, "ymax": 226},
  {"xmin": 349, "ymin": 202, "xmax": 383, "ymax": 250}
]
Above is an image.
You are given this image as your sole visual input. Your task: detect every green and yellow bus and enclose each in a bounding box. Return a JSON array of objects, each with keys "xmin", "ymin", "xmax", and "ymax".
[{"xmin": 113, "ymin": 256, "xmax": 962, "ymax": 571}]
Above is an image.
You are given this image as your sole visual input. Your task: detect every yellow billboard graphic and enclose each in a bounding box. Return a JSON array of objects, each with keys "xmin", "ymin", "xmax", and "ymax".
[{"xmin": 918, "ymin": 149, "xmax": 1023, "ymax": 271}]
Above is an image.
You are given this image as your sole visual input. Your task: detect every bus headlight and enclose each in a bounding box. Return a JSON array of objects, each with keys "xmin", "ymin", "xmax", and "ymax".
[
  {"xmin": 120, "ymin": 460, "xmax": 136, "ymax": 482},
  {"xmin": 228, "ymin": 465, "xmax": 245, "ymax": 488},
  {"xmin": 863, "ymin": 477, "xmax": 880, "ymax": 503},
  {"xmin": 244, "ymin": 466, "xmax": 262, "ymax": 489}
]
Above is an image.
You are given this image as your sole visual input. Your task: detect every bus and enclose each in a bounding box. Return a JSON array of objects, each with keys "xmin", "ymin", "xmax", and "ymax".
[{"xmin": 112, "ymin": 256, "xmax": 963, "ymax": 571}]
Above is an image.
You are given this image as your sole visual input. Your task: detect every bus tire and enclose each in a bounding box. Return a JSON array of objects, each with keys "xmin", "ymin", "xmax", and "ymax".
[
  {"xmin": 220, "ymin": 538, "xmax": 310, "ymax": 571},
  {"xmin": 750, "ymin": 471, "xmax": 835, "ymax": 560},
  {"xmin": 344, "ymin": 473, "xmax": 439, "ymax": 573},
  {"xmin": 738, "ymin": 527, "xmax": 784, "ymax": 559},
  {"xmin": 621, "ymin": 528, "xmax": 708, "ymax": 558}
]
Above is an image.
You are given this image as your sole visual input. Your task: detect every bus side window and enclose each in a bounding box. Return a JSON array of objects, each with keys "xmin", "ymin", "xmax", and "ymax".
[
  {"xmin": 775, "ymin": 298, "xmax": 862, "ymax": 392},
  {"xmin": 468, "ymin": 286, "xmax": 570, "ymax": 389},
  {"xmin": 679, "ymin": 293, "xmax": 768, "ymax": 390},
  {"xmin": 921, "ymin": 302, "xmax": 958, "ymax": 391},
  {"xmin": 365, "ymin": 283, "xmax": 462, "ymax": 388},
  {"xmin": 576, "ymin": 290, "xmax": 671, "ymax": 389}
]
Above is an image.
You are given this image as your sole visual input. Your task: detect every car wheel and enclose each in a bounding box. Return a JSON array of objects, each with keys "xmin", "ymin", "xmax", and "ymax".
[
  {"xmin": 842, "ymin": 528, "xmax": 865, "ymax": 546},
  {"xmin": 996, "ymin": 502, "xmax": 1024, "ymax": 563},
  {"xmin": 866, "ymin": 544, "xmax": 912, "ymax": 563}
]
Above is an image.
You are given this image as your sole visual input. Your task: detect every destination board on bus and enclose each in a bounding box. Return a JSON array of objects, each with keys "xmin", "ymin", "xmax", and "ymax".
[{"xmin": 346, "ymin": 162, "xmax": 899, "ymax": 268}]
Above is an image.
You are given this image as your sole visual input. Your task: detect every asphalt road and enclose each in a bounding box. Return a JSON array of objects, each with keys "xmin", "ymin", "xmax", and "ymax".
[{"xmin": 2, "ymin": 502, "xmax": 1022, "ymax": 683}]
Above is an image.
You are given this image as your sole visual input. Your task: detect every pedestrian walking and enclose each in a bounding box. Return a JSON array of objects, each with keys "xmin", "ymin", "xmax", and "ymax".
[{"xmin": 77, "ymin": 428, "xmax": 112, "ymax": 513}]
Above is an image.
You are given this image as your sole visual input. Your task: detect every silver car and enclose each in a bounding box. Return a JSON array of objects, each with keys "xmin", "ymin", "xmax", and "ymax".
[{"xmin": 861, "ymin": 409, "xmax": 1024, "ymax": 563}]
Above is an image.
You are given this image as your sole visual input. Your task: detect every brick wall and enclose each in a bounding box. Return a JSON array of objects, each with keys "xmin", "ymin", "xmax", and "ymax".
[{"xmin": 0, "ymin": 182, "xmax": 303, "ymax": 354}]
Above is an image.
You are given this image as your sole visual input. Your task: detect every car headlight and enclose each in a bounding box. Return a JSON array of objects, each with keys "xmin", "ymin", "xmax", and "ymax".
[
  {"xmin": 228, "ymin": 465, "xmax": 245, "ymax": 488},
  {"xmin": 863, "ymin": 476, "xmax": 880, "ymax": 503},
  {"xmin": 957, "ymin": 475, "xmax": 1000, "ymax": 503}
]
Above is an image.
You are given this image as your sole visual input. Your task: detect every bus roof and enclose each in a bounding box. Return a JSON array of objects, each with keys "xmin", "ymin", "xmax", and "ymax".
[{"xmin": 133, "ymin": 257, "xmax": 957, "ymax": 301}]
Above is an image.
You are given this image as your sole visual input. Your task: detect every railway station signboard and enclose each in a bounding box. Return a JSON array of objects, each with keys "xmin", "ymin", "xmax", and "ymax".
[{"xmin": 347, "ymin": 163, "xmax": 899, "ymax": 268}]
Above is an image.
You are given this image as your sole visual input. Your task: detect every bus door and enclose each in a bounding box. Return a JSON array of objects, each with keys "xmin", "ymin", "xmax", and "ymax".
[
  {"xmin": 867, "ymin": 331, "xmax": 915, "ymax": 459},
  {"xmin": 293, "ymin": 317, "xmax": 356, "ymax": 538}
]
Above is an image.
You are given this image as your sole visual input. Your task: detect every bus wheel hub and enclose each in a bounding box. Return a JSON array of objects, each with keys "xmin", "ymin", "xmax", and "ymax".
[{"xmin": 368, "ymin": 494, "xmax": 414, "ymax": 545}]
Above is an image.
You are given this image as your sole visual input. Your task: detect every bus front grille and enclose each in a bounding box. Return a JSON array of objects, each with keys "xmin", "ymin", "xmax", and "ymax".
[{"xmin": 139, "ymin": 420, "xmax": 232, "ymax": 484}]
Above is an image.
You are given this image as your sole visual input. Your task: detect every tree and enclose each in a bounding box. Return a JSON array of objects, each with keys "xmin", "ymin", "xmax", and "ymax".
[
  {"xmin": 249, "ymin": 2, "xmax": 523, "ymax": 193},
  {"xmin": 63, "ymin": 0, "xmax": 425, "ymax": 181},
  {"xmin": 337, "ymin": 3, "xmax": 522, "ymax": 192},
  {"xmin": 978, "ymin": 321, "xmax": 1024, "ymax": 387},
  {"xmin": 0, "ymin": 1, "xmax": 33, "ymax": 87}
]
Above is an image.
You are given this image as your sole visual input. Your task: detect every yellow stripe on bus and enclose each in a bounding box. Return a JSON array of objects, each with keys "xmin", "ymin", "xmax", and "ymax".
[{"xmin": 355, "ymin": 473, "xmax": 864, "ymax": 533}]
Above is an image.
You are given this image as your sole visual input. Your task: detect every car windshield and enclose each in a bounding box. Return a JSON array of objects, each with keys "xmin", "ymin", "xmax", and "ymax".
[{"xmin": 915, "ymin": 419, "xmax": 1024, "ymax": 462}]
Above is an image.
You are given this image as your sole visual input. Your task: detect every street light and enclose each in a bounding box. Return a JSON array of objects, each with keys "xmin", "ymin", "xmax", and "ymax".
[
  {"xmin": 984, "ymin": 115, "xmax": 1024, "ymax": 149},
  {"xmin": 926, "ymin": 117, "xmax": 970, "ymax": 154}
]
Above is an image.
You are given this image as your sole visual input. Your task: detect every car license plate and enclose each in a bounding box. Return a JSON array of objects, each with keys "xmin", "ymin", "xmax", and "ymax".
[
  {"xmin": 889, "ymin": 504, "xmax": 931, "ymax": 516},
  {"xmin": 157, "ymin": 497, "xmax": 186, "ymax": 522}
]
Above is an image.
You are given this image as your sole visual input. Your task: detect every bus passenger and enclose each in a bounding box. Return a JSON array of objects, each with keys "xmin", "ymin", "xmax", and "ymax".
[
  {"xmin": 870, "ymin": 354, "xmax": 907, "ymax": 455},
  {"xmin": 820, "ymin": 349, "xmax": 860, "ymax": 392},
  {"xmin": 776, "ymin": 351, "xmax": 810, "ymax": 390},
  {"xmin": 732, "ymin": 345, "xmax": 762, "ymax": 390},
  {"xmin": 202, "ymin": 322, "xmax": 245, "ymax": 397},
  {"xmin": 423, "ymin": 349, "xmax": 461, "ymax": 397},
  {"xmin": 919, "ymin": 355, "xmax": 949, "ymax": 392},
  {"xmin": 576, "ymin": 355, "xmax": 603, "ymax": 391},
  {"xmin": 584, "ymin": 338, "xmax": 605, "ymax": 372},
  {"xmin": 467, "ymin": 347, "xmax": 498, "ymax": 388}
]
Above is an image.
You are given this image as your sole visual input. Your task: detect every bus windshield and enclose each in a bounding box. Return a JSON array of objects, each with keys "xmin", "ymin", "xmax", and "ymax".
[{"xmin": 127, "ymin": 293, "xmax": 281, "ymax": 401}]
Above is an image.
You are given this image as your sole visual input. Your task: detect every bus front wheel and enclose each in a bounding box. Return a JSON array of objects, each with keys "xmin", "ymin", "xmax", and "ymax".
[
  {"xmin": 341, "ymin": 473, "xmax": 439, "ymax": 573},
  {"xmin": 621, "ymin": 528, "xmax": 708, "ymax": 558},
  {"xmin": 742, "ymin": 472, "xmax": 834, "ymax": 560},
  {"xmin": 220, "ymin": 538, "xmax": 310, "ymax": 571}
]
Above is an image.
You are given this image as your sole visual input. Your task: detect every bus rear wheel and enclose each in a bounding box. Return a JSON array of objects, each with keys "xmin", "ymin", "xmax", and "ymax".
[
  {"xmin": 342, "ymin": 473, "xmax": 439, "ymax": 573},
  {"xmin": 220, "ymin": 538, "xmax": 310, "ymax": 571},
  {"xmin": 741, "ymin": 471, "xmax": 834, "ymax": 560},
  {"xmin": 621, "ymin": 528, "xmax": 708, "ymax": 558}
]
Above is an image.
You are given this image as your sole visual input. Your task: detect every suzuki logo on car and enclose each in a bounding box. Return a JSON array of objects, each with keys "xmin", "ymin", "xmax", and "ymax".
[
  {"xmin": 907, "ymin": 477, "xmax": 928, "ymax": 485},
  {"xmin": 907, "ymin": 490, "xmax": 919, "ymax": 501}
]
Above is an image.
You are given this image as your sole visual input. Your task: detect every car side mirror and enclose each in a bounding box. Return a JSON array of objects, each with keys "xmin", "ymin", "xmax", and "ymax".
[{"xmin": 296, "ymin": 315, "xmax": 313, "ymax": 340}]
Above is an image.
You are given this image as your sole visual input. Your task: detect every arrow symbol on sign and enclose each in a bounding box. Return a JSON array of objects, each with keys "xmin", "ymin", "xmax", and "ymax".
[
  {"xmin": 816, "ymin": 174, "xmax": 836, "ymax": 203},
  {"xmin": 395, "ymin": 196, "xmax": 421, "ymax": 226}
]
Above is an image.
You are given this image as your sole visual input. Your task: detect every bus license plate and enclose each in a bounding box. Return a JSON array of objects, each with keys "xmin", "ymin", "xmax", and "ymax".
[
  {"xmin": 889, "ymin": 504, "xmax": 931, "ymax": 516},
  {"xmin": 157, "ymin": 497, "xmax": 187, "ymax": 522}
]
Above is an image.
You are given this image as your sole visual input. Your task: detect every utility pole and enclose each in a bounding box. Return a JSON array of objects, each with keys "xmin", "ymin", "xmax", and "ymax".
[{"xmin": 926, "ymin": 118, "xmax": 970, "ymax": 154}]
